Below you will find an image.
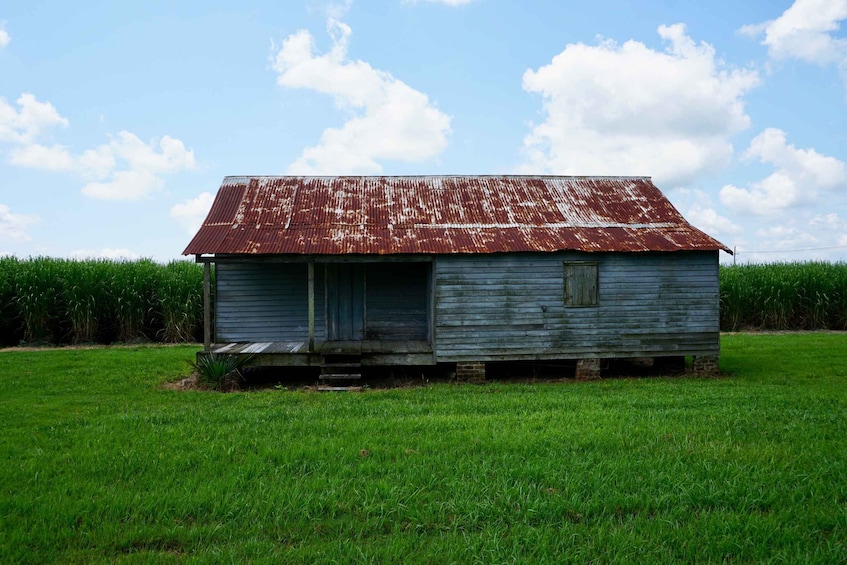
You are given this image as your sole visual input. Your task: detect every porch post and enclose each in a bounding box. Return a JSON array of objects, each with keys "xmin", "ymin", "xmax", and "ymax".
[
  {"xmin": 308, "ymin": 261, "xmax": 315, "ymax": 352},
  {"xmin": 202, "ymin": 259, "xmax": 211, "ymax": 352}
]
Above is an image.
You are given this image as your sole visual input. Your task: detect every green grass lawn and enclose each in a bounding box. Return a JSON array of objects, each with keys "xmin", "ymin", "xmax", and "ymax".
[{"xmin": 1, "ymin": 335, "xmax": 845, "ymax": 563}]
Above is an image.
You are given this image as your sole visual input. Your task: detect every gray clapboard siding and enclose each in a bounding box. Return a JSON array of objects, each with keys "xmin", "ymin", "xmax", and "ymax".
[
  {"xmin": 215, "ymin": 262, "xmax": 326, "ymax": 342},
  {"xmin": 365, "ymin": 263, "xmax": 429, "ymax": 340},
  {"xmin": 434, "ymin": 251, "xmax": 720, "ymax": 361}
]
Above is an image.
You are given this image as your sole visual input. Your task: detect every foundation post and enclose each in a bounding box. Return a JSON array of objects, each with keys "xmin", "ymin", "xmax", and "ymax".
[
  {"xmin": 692, "ymin": 355, "xmax": 719, "ymax": 376},
  {"xmin": 456, "ymin": 362, "xmax": 486, "ymax": 383},
  {"xmin": 576, "ymin": 358, "xmax": 601, "ymax": 380},
  {"xmin": 202, "ymin": 260, "xmax": 211, "ymax": 352}
]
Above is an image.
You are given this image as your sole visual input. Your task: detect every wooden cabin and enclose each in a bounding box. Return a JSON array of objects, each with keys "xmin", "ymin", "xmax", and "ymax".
[{"xmin": 184, "ymin": 176, "xmax": 729, "ymax": 380}]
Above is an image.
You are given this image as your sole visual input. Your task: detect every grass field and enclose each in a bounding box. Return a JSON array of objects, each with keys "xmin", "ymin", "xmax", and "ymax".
[{"xmin": 1, "ymin": 334, "xmax": 845, "ymax": 563}]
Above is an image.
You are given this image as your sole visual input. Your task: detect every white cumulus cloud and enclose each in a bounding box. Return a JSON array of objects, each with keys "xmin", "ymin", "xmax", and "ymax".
[
  {"xmin": 9, "ymin": 143, "xmax": 76, "ymax": 171},
  {"xmin": 0, "ymin": 203, "xmax": 39, "ymax": 242},
  {"xmin": 810, "ymin": 212, "xmax": 847, "ymax": 231},
  {"xmin": 719, "ymin": 128, "xmax": 847, "ymax": 215},
  {"xmin": 0, "ymin": 93, "xmax": 69, "ymax": 144},
  {"xmin": 1, "ymin": 93, "xmax": 196, "ymax": 200},
  {"xmin": 741, "ymin": 0, "xmax": 847, "ymax": 74},
  {"xmin": 171, "ymin": 192, "xmax": 215, "ymax": 235},
  {"xmin": 271, "ymin": 18, "xmax": 451, "ymax": 174},
  {"xmin": 520, "ymin": 24, "xmax": 759, "ymax": 187},
  {"xmin": 0, "ymin": 22, "xmax": 10, "ymax": 49},
  {"xmin": 79, "ymin": 132, "xmax": 196, "ymax": 200},
  {"xmin": 403, "ymin": 0, "xmax": 475, "ymax": 5},
  {"xmin": 686, "ymin": 204, "xmax": 743, "ymax": 238}
]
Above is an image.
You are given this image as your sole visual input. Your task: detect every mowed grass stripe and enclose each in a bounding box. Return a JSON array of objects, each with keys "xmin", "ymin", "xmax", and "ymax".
[{"xmin": 1, "ymin": 334, "xmax": 846, "ymax": 563}]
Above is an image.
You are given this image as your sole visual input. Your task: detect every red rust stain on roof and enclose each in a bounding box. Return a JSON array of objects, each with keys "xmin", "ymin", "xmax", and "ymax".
[{"xmin": 183, "ymin": 176, "xmax": 730, "ymax": 255}]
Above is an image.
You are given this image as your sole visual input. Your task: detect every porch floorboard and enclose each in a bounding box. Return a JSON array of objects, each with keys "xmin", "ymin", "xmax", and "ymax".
[{"xmin": 209, "ymin": 340, "xmax": 433, "ymax": 365}]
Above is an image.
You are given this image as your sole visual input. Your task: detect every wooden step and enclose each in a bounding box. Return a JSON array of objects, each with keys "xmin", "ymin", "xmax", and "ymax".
[
  {"xmin": 320, "ymin": 372, "xmax": 362, "ymax": 381},
  {"xmin": 317, "ymin": 385, "xmax": 364, "ymax": 392},
  {"xmin": 320, "ymin": 354, "xmax": 362, "ymax": 381}
]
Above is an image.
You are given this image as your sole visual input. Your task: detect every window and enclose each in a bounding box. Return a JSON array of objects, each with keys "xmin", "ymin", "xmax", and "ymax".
[{"xmin": 563, "ymin": 262, "xmax": 598, "ymax": 307}]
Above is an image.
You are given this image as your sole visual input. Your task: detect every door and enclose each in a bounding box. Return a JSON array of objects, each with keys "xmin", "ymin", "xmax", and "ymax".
[{"xmin": 326, "ymin": 264, "xmax": 365, "ymax": 340}]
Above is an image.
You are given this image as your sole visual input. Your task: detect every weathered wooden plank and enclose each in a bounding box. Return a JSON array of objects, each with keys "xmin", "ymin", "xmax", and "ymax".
[
  {"xmin": 439, "ymin": 349, "xmax": 716, "ymax": 362},
  {"xmin": 361, "ymin": 353, "xmax": 436, "ymax": 366},
  {"xmin": 241, "ymin": 342, "xmax": 273, "ymax": 354},
  {"xmin": 437, "ymin": 334, "xmax": 718, "ymax": 350}
]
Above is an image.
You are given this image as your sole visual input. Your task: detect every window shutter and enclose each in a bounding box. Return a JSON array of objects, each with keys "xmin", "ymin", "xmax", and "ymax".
[{"xmin": 564, "ymin": 262, "xmax": 598, "ymax": 307}]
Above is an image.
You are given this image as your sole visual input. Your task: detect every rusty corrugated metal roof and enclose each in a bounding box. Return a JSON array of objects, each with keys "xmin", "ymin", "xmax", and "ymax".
[{"xmin": 183, "ymin": 176, "xmax": 730, "ymax": 255}]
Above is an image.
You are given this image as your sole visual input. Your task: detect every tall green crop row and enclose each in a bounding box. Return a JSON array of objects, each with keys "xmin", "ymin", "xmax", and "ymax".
[
  {"xmin": 0, "ymin": 257, "xmax": 207, "ymax": 346},
  {"xmin": 155, "ymin": 260, "xmax": 203, "ymax": 343},
  {"xmin": 720, "ymin": 262, "xmax": 847, "ymax": 331},
  {"xmin": 0, "ymin": 257, "xmax": 22, "ymax": 345},
  {"xmin": 111, "ymin": 259, "xmax": 159, "ymax": 342},
  {"xmin": 3, "ymin": 258, "xmax": 847, "ymax": 345}
]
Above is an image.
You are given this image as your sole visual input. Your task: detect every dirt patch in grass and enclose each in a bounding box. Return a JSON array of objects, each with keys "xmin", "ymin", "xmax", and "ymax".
[{"xmin": 161, "ymin": 375, "xmax": 200, "ymax": 391}]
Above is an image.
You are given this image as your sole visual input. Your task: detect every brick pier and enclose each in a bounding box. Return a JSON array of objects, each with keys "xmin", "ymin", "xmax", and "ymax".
[
  {"xmin": 576, "ymin": 358, "xmax": 601, "ymax": 380},
  {"xmin": 692, "ymin": 355, "xmax": 719, "ymax": 376},
  {"xmin": 456, "ymin": 362, "xmax": 486, "ymax": 383}
]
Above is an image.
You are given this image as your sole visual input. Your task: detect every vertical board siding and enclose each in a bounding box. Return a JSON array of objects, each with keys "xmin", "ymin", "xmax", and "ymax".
[
  {"xmin": 326, "ymin": 264, "xmax": 365, "ymax": 340},
  {"xmin": 216, "ymin": 262, "xmax": 326, "ymax": 342},
  {"xmin": 435, "ymin": 252, "xmax": 720, "ymax": 361},
  {"xmin": 366, "ymin": 263, "xmax": 429, "ymax": 340}
]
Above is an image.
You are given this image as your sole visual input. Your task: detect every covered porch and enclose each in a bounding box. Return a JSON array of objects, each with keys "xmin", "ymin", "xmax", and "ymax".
[{"xmin": 196, "ymin": 255, "xmax": 435, "ymax": 368}]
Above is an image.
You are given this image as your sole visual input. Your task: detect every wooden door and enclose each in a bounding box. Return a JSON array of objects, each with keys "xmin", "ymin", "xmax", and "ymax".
[{"xmin": 326, "ymin": 264, "xmax": 365, "ymax": 340}]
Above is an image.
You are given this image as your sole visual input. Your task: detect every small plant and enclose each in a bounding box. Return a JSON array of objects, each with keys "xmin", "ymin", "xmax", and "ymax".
[{"xmin": 190, "ymin": 352, "xmax": 250, "ymax": 391}]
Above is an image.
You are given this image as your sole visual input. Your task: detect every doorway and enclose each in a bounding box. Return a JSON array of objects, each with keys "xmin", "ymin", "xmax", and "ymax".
[{"xmin": 325, "ymin": 264, "xmax": 365, "ymax": 340}]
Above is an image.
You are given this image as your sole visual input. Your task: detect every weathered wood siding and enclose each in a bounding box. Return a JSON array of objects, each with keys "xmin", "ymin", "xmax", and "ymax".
[
  {"xmin": 365, "ymin": 263, "xmax": 428, "ymax": 340},
  {"xmin": 215, "ymin": 262, "xmax": 326, "ymax": 342},
  {"xmin": 434, "ymin": 252, "xmax": 720, "ymax": 361}
]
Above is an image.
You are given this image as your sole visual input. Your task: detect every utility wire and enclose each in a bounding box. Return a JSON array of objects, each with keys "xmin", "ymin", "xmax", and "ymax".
[
  {"xmin": 733, "ymin": 244, "xmax": 847, "ymax": 254},
  {"xmin": 728, "ymin": 243, "xmax": 847, "ymax": 265}
]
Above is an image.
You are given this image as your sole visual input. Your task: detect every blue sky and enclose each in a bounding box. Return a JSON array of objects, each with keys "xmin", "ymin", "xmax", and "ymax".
[{"xmin": 1, "ymin": 0, "xmax": 846, "ymax": 263}]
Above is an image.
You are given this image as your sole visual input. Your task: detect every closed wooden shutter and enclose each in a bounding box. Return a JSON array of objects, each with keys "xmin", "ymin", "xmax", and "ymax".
[{"xmin": 564, "ymin": 262, "xmax": 598, "ymax": 307}]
